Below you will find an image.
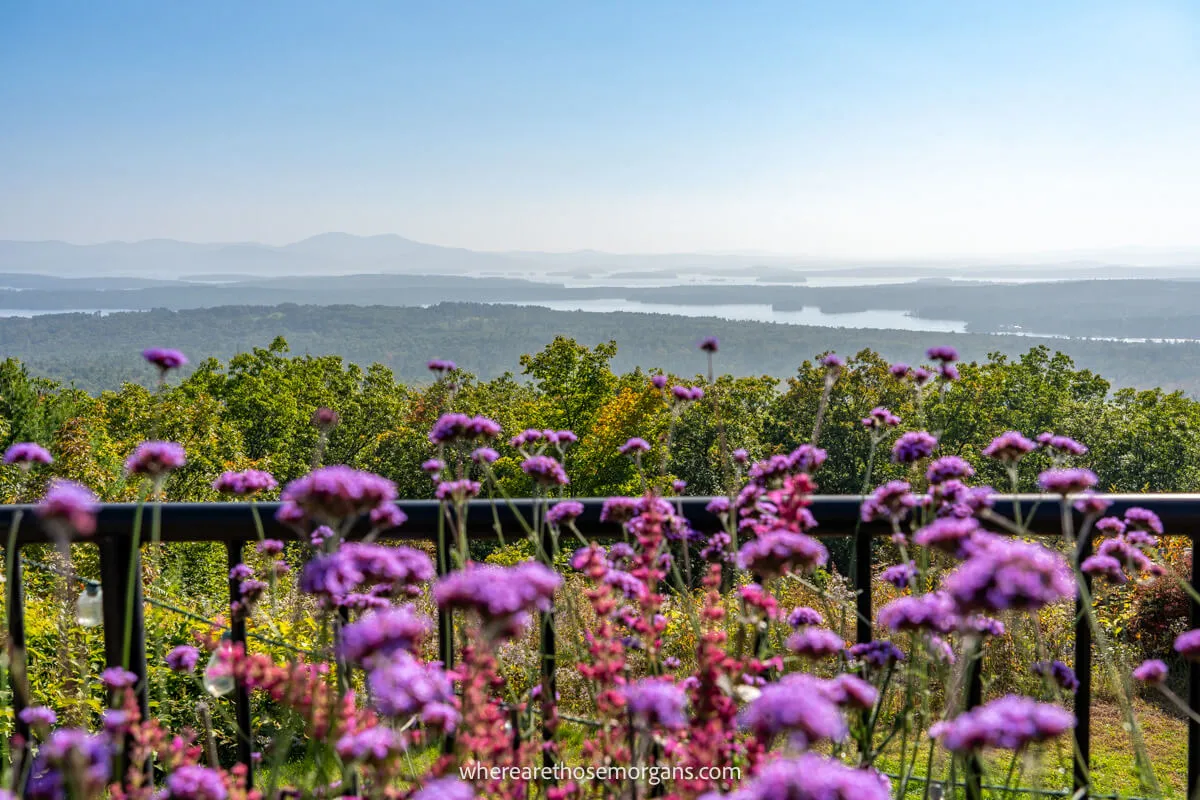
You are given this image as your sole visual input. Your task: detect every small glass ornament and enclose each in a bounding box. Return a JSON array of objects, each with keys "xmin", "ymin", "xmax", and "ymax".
[
  {"xmin": 203, "ymin": 636, "xmax": 236, "ymax": 697},
  {"xmin": 76, "ymin": 584, "xmax": 103, "ymax": 628}
]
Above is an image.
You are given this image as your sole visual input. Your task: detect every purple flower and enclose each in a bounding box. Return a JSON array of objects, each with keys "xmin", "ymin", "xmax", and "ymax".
[
  {"xmin": 336, "ymin": 725, "xmax": 405, "ymax": 764},
  {"xmin": 732, "ymin": 448, "xmax": 749, "ymax": 464},
  {"xmin": 435, "ymin": 479, "xmax": 481, "ymax": 502},
  {"xmin": 367, "ymin": 652, "xmax": 458, "ymax": 731},
  {"xmin": 889, "ymin": 363, "xmax": 910, "ymax": 379},
  {"xmin": 434, "ymin": 561, "xmax": 561, "ymax": 640},
  {"xmin": 913, "ymin": 517, "xmax": 982, "ymax": 558},
  {"xmin": 1038, "ymin": 468, "xmax": 1098, "ymax": 495},
  {"xmin": 600, "ymin": 496, "xmax": 638, "ymax": 524},
  {"xmin": 931, "ymin": 695, "xmax": 1073, "ymax": 752},
  {"xmin": 622, "ymin": 679, "xmax": 688, "ymax": 729},
  {"xmin": 787, "ymin": 627, "xmax": 845, "ymax": 659},
  {"xmin": 892, "ymin": 431, "xmax": 937, "ymax": 464},
  {"xmin": 788, "ymin": 444, "xmax": 828, "ymax": 474},
  {"xmin": 1032, "ymin": 660, "xmax": 1079, "ymax": 692},
  {"xmin": 301, "ymin": 544, "xmax": 434, "ymax": 606},
  {"xmin": 311, "ymin": 407, "xmax": 340, "ymax": 429},
  {"xmin": 428, "ymin": 413, "xmax": 501, "ymax": 444},
  {"xmin": 926, "ymin": 346, "xmax": 958, "ymax": 363},
  {"xmin": 165, "ymin": 765, "xmax": 228, "ymax": 800},
  {"xmin": 1038, "ymin": 433, "xmax": 1088, "ymax": 456},
  {"xmin": 943, "ymin": 536, "xmax": 1074, "ymax": 613},
  {"xmin": 940, "ymin": 363, "xmax": 960, "ymax": 381},
  {"xmin": 699, "ymin": 336, "xmax": 719, "ymax": 353},
  {"xmin": 728, "ymin": 754, "xmax": 890, "ymax": 800},
  {"xmin": 1175, "ymin": 629, "xmax": 1200, "ymax": 661},
  {"xmin": 510, "ymin": 428, "xmax": 544, "ymax": 448},
  {"xmin": 36, "ymin": 480, "xmax": 98, "ymax": 536},
  {"xmin": 861, "ymin": 480, "xmax": 915, "ymax": 523},
  {"xmin": 412, "ymin": 778, "xmax": 474, "ymax": 800},
  {"xmin": 1081, "ymin": 554, "xmax": 1127, "ymax": 584},
  {"xmin": 281, "ymin": 465, "xmax": 396, "ymax": 523},
  {"xmin": 1124, "ymin": 507, "xmax": 1164, "ymax": 535},
  {"xmin": 339, "ymin": 606, "xmax": 431, "ymax": 665},
  {"xmin": 370, "ymin": 502, "xmax": 408, "ymax": 530},
  {"xmin": 878, "ymin": 592, "xmax": 959, "ymax": 634},
  {"xmin": 19, "ymin": 706, "xmax": 56, "ymax": 727},
  {"xmin": 983, "ymin": 431, "xmax": 1037, "ymax": 463},
  {"xmin": 879, "ymin": 561, "xmax": 917, "ymax": 589},
  {"xmin": 740, "ymin": 673, "xmax": 848, "ymax": 747},
  {"xmin": 100, "ymin": 667, "xmax": 138, "ymax": 689},
  {"xmin": 969, "ymin": 615, "xmax": 1006, "ymax": 637},
  {"xmin": 125, "ymin": 441, "xmax": 186, "ymax": 477},
  {"xmin": 546, "ymin": 500, "xmax": 584, "ymax": 526},
  {"xmin": 671, "ymin": 385, "xmax": 704, "ymax": 402},
  {"xmin": 344, "ymin": 543, "xmax": 435, "ymax": 590},
  {"xmin": 705, "ymin": 497, "xmax": 731, "ymax": 517},
  {"xmin": 256, "ymin": 539, "xmax": 284, "ymax": 556},
  {"xmin": 619, "ymin": 437, "xmax": 651, "ymax": 455},
  {"xmin": 471, "ymin": 447, "xmax": 499, "ymax": 464},
  {"xmin": 818, "ymin": 353, "xmax": 845, "ymax": 372},
  {"xmin": 212, "ymin": 469, "xmax": 277, "ymax": 496},
  {"xmin": 926, "ymin": 455, "xmax": 975, "ymax": 485},
  {"xmin": 229, "ymin": 563, "xmax": 254, "ymax": 583},
  {"xmin": 824, "ymin": 674, "xmax": 880, "ymax": 710},
  {"xmin": 521, "ymin": 455, "xmax": 569, "ymax": 486},
  {"xmin": 912, "ymin": 366, "xmax": 934, "ymax": 386},
  {"xmin": 421, "ymin": 458, "xmax": 445, "ymax": 475},
  {"xmin": 142, "ymin": 347, "xmax": 188, "ymax": 371},
  {"xmin": 1073, "ymin": 493, "xmax": 1112, "ymax": 515},
  {"xmin": 787, "ymin": 606, "xmax": 825, "ymax": 628},
  {"xmin": 3, "ymin": 442, "xmax": 52, "ymax": 468},
  {"xmin": 651, "ymin": 374, "xmax": 668, "ymax": 389},
  {"xmin": 427, "ymin": 359, "xmax": 457, "ymax": 373},
  {"xmin": 861, "ymin": 406, "xmax": 901, "ymax": 430},
  {"xmin": 101, "ymin": 709, "xmax": 129, "ymax": 735},
  {"xmin": 1133, "ymin": 659, "xmax": 1169, "ymax": 684},
  {"xmin": 848, "ymin": 640, "xmax": 905, "ymax": 668},
  {"xmin": 26, "ymin": 729, "xmax": 111, "ymax": 800},
  {"xmin": 166, "ymin": 645, "xmax": 200, "ymax": 673},
  {"xmin": 737, "ymin": 529, "xmax": 828, "ymax": 579}
]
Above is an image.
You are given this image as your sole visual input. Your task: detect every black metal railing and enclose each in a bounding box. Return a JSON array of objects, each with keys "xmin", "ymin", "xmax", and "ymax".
[{"xmin": 2, "ymin": 494, "xmax": 1199, "ymax": 798}]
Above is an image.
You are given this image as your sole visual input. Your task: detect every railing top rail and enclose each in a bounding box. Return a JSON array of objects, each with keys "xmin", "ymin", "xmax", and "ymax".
[{"xmin": 2, "ymin": 493, "xmax": 1199, "ymax": 545}]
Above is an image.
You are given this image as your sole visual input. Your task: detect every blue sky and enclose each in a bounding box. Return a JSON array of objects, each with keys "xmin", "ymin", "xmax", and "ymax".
[{"xmin": 1, "ymin": 1, "xmax": 1198, "ymax": 256}]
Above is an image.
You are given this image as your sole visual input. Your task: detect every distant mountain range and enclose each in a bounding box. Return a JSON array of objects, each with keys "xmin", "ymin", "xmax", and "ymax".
[{"xmin": 3, "ymin": 233, "xmax": 1200, "ymax": 280}]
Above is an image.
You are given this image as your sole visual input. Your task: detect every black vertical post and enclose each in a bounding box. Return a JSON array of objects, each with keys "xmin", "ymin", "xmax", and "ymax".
[
  {"xmin": 1074, "ymin": 530, "xmax": 1094, "ymax": 797},
  {"xmin": 6, "ymin": 544, "xmax": 29, "ymax": 747},
  {"xmin": 99, "ymin": 535, "xmax": 148, "ymax": 718},
  {"xmin": 964, "ymin": 641, "xmax": 984, "ymax": 800},
  {"xmin": 99, "ymin": 534, "xmax": 148, "ymax": 787},
  {"xmin": 539, "ymin": 515, "xmax": 558, "ymax": 778},
  {"xmin": 854, "ymin": 526, "xmax": 872, "ymax": 644},
  {"xmin": 1188, "ymin": 530, "xmax": 1200, "ymax": 796},
  {"xmin": 435, "ymin": 523, "xmax": 455, "ymax": 755},
  {"xmin": 226, "ymin": 540, "xmax": 254, "ymax": 783}
]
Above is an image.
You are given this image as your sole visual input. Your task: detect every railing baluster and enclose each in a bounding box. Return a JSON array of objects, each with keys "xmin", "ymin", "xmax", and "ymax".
[
  {"xmin": 99, "ymin": 535, "xmax": 148, "ymax": 716},
  {"xmin": 1074, "ymin": 529, "xmax": 1093, "ymax": 797},
  {"xmin": 435, "ymin": 516, "xmax": 455, "ymax": 755},
  {"xmin": 539, "ymin": 516, "xmax": 558, "ymax": 778},
  {"xmin": 6, "ymin": 543, "xmax": 29, "ymax": 749},
  {"xmin": 964, "ymin": 643, "xmax": 984, "ymax": 800},
  {"xmin": 98, "ymin": 533, "xmax": 148, "ymax": 786},
  {"xmin": 854, "ymin": 525, "xmax": 872, "ymax": 644},
  {"xmin": 1188, "ymin": 528, "xmax": 1200, "ymax": 796},
  {"xmin": 226, "ymin": 539, "xmax": 254, "ymax": 783}
]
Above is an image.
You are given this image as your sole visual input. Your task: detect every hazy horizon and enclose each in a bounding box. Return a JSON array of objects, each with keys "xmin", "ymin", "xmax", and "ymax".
[{"xmin": 3, "ymin": 2, "xmax": 1200, "ymax": 258}]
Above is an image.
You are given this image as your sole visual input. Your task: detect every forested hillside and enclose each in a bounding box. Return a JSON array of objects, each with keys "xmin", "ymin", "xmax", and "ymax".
[
  {"xmin": 4, "ymin": 335, "xmax": 1200, "ymax": 507},
  {"xmin": 6, "ymin": 302, "xmax": 1200, "ymax": 394}
]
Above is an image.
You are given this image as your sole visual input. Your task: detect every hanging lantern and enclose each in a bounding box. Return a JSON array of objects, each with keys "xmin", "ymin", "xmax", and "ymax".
[
  {"xmin": 203, "ymin": 636, "xmax": 236, "ymax": 697},
  {"xmin": 76, "ymin": 583, "xmax": 103, "ymax": 628}
]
